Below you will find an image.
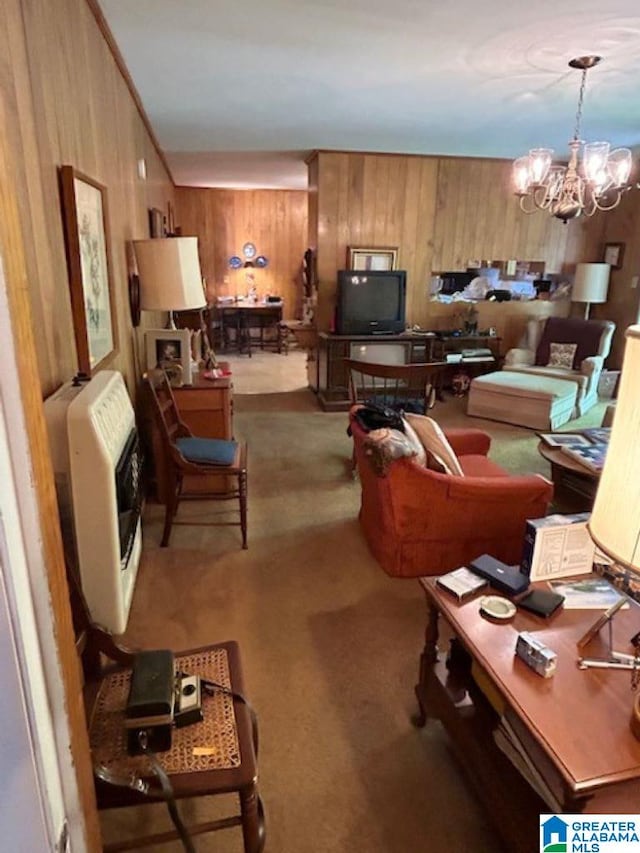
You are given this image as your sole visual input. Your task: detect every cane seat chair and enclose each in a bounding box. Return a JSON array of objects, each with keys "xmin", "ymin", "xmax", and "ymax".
[
  {"xmin": 64, "ymin": 553, "xmax": 266, "ymax": 853},
  {"xmin": 146, "ymin": 369, "xmax": 248, "ymax": 548}
]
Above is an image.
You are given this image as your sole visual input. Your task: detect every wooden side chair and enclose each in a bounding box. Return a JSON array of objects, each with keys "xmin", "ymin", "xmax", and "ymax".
[
  {"xmin": 345, "ymin": 359, "xmax": 449, "ymax": 474},
  {"xmin": 146, "ymin": 369, "xmax": 248, "ymax": 548},
  {"xmin": 65, "ymin": 553, "xmax": 265, "ymax": 853},
  {"xmin": 345, "ymin": 359, "xmax": 449, "ymax": 414}
]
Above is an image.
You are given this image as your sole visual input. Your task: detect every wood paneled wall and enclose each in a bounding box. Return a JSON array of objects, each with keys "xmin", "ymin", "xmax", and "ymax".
[
  {"xmin": 3, "ymin": 0, "xmax": 174, "ymax": 398},
  {"xmin": 310, "ymin": 150, "xmax": 588, "ymax": 331},
  {"xmin": 175, "ymin": 188, "xmax": 307, "ymax": 320}
]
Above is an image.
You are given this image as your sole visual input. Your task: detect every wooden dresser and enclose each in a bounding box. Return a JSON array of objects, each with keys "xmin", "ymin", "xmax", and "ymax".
[{"xmin": 146, "ymin": 368, "xmax": 234, "ymax": 503}]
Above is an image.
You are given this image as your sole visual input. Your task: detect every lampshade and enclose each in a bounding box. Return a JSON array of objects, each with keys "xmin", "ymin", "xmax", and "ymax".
[
  {"xmin": 589, "ymin": 325, "xmax": 640, "ymax": 570},
  {"xmin": 133, "ymin": 237, "xmax": 205, "ymax": 311},
  {"xmin": 571, "ymin": 263, "xmax": 610, "ymax": 304}
]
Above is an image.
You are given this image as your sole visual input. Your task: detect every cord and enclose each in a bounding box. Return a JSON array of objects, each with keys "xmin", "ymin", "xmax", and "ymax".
[{"xmin": 137, "ymin": 731, "xmax": 195, "ymax": 853}]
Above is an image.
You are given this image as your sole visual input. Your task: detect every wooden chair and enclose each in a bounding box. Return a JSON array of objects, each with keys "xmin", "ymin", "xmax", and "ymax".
[
  {"xmin": 345, "ymin": 359, "xmax": 449, "ymax": 474},
  {"xmin": 65, "ymin": 554, "xmax": 265, "ymax": 853},
  {"xmin": 146, "ymin": 369, "xmax": 248, "ymax": 548},
  {"xmin": 345, "ymin": 359, "xmax": 449, "ymax": 414}
]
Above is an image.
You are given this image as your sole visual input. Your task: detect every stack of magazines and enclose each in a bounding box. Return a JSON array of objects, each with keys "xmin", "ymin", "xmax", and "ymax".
[
  {"xmin": 538, "ymin": 427, "xmax": 610, "ymax": 473},
  {"xmin": 560, "ymin": 441, "xmax": 608, "ymax": 473}
]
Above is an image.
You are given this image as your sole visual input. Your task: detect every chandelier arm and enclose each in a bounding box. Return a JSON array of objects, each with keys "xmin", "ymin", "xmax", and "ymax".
[{"xmin": 518, "ymin": 194, "xmax": 540, "ymax": 215}]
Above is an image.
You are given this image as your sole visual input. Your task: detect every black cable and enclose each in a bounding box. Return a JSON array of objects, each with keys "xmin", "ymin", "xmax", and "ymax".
[
  {"xmin": 179, "ymin": 673, "xmax": 260, "ymax": 754},
  {"xmin": 138, "ymin": 731, "xmax": 196, "ymax": 853}
]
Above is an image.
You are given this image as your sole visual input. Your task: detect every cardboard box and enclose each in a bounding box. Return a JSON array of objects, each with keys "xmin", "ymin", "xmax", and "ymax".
[{"xmin": 521, "ymin": 513, "xmax": 594, "ymax": 581}]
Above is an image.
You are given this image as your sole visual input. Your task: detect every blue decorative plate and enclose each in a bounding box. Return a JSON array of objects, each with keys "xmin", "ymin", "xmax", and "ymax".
[
  {"xmin": 242, "ymin": 242, "xmax": 257, "ymax": 260},
  {"xmin": 255, "ymin": 255, "xmax": 269, "ymax": 268},
  {"xmin": 229, "ymin": 256, "xmax": 242, "ymax": 269}
]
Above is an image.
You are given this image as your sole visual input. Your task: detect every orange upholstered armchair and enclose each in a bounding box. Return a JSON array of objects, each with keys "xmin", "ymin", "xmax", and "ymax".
[{"xmin": 350, "ymin": 415, "xmax": 553, "ymax": 578}]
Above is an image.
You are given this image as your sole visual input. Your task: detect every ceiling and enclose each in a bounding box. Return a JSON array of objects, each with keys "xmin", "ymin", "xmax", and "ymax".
[{"xmin": 100, "ymin": 0, "xmax": 640, "ymax": 190}]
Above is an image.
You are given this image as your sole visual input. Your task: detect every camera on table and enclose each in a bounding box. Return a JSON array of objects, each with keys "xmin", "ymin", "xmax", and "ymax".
[{"xmin": 125, "ymin": 651, "xmax": 203, "ymax": 755}]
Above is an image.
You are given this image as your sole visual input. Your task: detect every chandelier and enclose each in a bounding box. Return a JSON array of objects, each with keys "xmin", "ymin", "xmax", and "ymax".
[{"xmin": 512, "ymin": 56, "xmax": 635, "ymax": 223}]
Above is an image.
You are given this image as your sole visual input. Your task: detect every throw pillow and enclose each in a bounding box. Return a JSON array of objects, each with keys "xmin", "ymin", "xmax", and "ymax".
[
  {"xmin": 401, "ymin": 417, "xmax": 427, "ymax": 467},
  {"xmin": 363, "ymin": 428, "xmax": 419, "ymax": 476},
  {"xmin": 547, "ymin": 342, "xmax": 578, "ymax": 370},
  {"xmin": 405, "ymin": 414, "xmax": 464, "ymax": 477}
]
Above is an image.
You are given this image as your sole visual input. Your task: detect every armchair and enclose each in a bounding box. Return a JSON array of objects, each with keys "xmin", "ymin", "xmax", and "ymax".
[
  {"xmin": 349, "ymin": 414, "xmax": 553, "ymax": 578},
  {"xmin": 503, "ymin": 316, "xmax": 615, "ymax": 416}
]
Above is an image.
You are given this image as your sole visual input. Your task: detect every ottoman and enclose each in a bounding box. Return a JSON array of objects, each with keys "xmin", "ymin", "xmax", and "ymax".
[{"xmin": 467, "ymin": 371, "xmax": 578, "ymax": 430}]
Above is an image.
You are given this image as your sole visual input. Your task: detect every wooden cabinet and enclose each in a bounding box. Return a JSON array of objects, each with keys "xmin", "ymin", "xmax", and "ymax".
[{"xmin": 146, "ymin": 370, "xmax": 234, "ymax": 502}]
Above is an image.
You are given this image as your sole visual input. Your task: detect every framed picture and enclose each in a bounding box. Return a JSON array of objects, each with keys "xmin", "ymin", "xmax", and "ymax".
[
  {"xmin": 145, "ymin": 329, "xmax": 192, "ymax": 385},
  {"xmin": 348, "ymin": 246, "xmax": 398, "ymax": 271},
  {"xmin": 537, "ymin": 433, "xmax": 592, "ymax": 448},
  {"xmin": 148, "ymin": 207, "xmax": 166, "ymax": 238},
  {"xmin": 603, "ymin": 242, "xmax": 625, "ymax": 269},
  {"xmin": 59, "ymin": 165, "xmax": 116, "ymax": 375}
]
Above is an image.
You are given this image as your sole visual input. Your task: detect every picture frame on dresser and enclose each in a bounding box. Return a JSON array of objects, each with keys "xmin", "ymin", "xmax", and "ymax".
[
  {"xmin": 59, "ymin": 165, "xmax": 117, "ymax": 376},
  {"xmin": 145, "ymin": 329, "xmax": 192, "ymax": 386}
]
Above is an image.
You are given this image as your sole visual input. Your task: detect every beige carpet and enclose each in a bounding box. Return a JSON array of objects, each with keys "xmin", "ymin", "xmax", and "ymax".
[{"xmin": 102, "ymin": 354, "xmax": 606, "ymax": 852}]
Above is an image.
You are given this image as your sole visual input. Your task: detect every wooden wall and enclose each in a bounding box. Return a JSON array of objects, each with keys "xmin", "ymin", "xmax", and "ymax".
[
  {"xmin": 175, "ymin": 188, "xmax": 308, "ymax": 320},
  {"xmin": 310, "ymin": 150, "xmax": 588, "ymax": 331},
  {"xmin": 2, "ymin": 0, "xmax": 174, "ymax": 398}
]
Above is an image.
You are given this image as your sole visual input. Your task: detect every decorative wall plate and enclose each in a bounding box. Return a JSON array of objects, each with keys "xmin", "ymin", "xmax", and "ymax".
[
  {"xmin": 229, "ymin": 256, "xmax": 242, "ymax": 269},
  {"xmin": 255, "ymin": 255, "xmax": 269, "ymax": 268},
  {"xmin": 242, "ymin": 242, "xmax": 257, "ymax": 260}
]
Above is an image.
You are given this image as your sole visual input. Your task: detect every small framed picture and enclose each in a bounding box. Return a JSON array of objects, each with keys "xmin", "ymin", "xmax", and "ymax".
[
  {"xmin": 348, "ymin": 246, "xmax": 398, "ymax": 271},
  {"xmin": 603, "ymin": 242, "xmax": 625, "ymax": 269},
  {"xmin": 145, "ymin": 329, "xmax": 192, "ymax": 385},
  {"xmin": 538, "ymin": 433, "xmax": 592, "ymax": 448},
  {"xmin": 148, "ymin": 207, "xmax": 166, "ymax": 238}
]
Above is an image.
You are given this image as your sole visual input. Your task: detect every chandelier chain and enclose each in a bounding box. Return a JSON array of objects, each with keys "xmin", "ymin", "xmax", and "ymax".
[{"xmin": 573, "ymin": 67, "xmax": 588, "ymax": 142}]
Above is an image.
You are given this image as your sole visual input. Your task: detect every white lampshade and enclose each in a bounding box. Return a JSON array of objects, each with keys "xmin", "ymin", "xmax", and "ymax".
[
  {"xmin": 572, "ymin": 263, "xmax": 610, "ymax": 304},
  {"xmin": 589, "ymin": 325, "xmax": 640, "ymax": 570},
  {"xmin": 133, "ymin": 237, "xmax": 205, "ymax": 311}
]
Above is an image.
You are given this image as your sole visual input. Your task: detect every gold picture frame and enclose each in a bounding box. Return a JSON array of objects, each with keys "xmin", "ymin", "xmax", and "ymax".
[
  {"xmin": 59, "ymin": 165, "xmax": 117, "ymax": 376},
  {"xmin": 144, "ymin": 328, "xmax": 192, "ymax": 386},
  {"xmin": 347, "ymin": 246, "xmax": 398, "ymax": 271}
]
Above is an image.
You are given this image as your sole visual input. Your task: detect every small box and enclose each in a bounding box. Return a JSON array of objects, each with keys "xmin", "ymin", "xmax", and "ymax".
[{"xmin": 521, "ymin": 513, "xmax": 594, "ymax": 582}]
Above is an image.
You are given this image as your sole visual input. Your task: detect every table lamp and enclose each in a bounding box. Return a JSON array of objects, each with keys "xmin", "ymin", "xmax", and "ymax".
[
  {"xmin": 571, "ymin": 263, "xmax": 610, "ymax": 320},
  {"xmin": 132, "ymin": 237, "xmax": 206, "ymax": 328},
  {"xmin": 588, "ymin": 325, "xmax": 640, "ymax": 736}
]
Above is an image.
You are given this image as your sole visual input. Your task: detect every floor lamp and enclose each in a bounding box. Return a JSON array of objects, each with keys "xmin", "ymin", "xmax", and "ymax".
[
  {"xmin": 571, "ymin": 263, "xmax": 610, "ymax": 319},
  {"xmin": 588, "ymin": 325, "xmax": 640, "ymax": 737}
]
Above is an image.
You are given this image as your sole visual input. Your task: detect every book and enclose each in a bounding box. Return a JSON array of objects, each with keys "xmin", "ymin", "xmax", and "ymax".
[
  {"xmin": 436, "ymin": 567, "xmax": 488, "ymax": 602},
  {"xmin": 548, "ymin": 577, "xmax": 629, "ymax": 610},
  {"xmin": 580, "ymin": 427, "xmax": 611, "ymax": 445},
  {"xmin": 560, "ymin": 442, "xmax": 608, "ymax": 473}
]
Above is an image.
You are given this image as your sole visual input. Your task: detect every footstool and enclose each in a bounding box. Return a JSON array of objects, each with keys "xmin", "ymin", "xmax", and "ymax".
[{"xmin": 467, "ymin": 371, "xmax": 578, "ymax": 430}]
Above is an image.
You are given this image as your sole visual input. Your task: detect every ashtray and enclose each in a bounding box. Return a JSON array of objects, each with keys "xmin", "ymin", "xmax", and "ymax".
[{"xmin": 479, "ymin": 596, "xmax": 517, "ymax": 622}]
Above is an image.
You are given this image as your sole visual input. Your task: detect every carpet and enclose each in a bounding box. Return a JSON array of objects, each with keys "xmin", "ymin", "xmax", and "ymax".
[{"xmin": 102, "ymin": 354, "xmax": 606, "ymax": 852}]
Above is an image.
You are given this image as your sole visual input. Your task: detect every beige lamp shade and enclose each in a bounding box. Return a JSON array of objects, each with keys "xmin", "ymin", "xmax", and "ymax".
[
  {"xmin": 571, "ymin": 263, "xmax": 610, "ymax": 304},
  {"xmin": 133, "ymin": 237, "xmax": 206, "ymax": 311},
  {"xmin": 589, "ymin": 325, "xmax": 640, "ymax": 570}
]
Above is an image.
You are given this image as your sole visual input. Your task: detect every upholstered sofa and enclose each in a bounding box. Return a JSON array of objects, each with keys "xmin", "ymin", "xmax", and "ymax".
[
  {"xmin": 349, "ymin": 413, "xmax": 553, "ymax": 578},
  {"xmin": 502, "ymin": 316, "xmax": 615, "ymax": 417}
]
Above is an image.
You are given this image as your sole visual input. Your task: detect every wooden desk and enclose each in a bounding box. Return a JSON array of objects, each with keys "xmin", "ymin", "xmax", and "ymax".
[
  {"xmin": 146, "ymin": 368, "xmax": 233, "ymax": 502},
  {"xmin": 415, "ymin": 577, "xmax": 640, "ymax": 852},
  {"xmin": 217, "ymin": 302, "xmax": 285, "ymax": 353}
]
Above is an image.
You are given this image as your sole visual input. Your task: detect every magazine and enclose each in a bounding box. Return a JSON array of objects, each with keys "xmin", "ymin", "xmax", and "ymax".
[
  {"xmin": 580, "ymin": 427, "xmax": 611, "ymax": 445},
  {"xmin": 548, "ymin": 577, "xmax": 629, "ymax": 610},
  {"xmin": 560, "ymin": 442, "xmax": 608, "ymax": 473}
]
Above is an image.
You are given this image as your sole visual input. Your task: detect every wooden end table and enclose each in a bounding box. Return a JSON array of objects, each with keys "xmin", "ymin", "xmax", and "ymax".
[
  {"xmin": 415, "ymin": 577, "xmax": 640, "ymax": 853},
  {"xmin": 537, "ymin": 442, "xmax": 599, "ymax": 512}
]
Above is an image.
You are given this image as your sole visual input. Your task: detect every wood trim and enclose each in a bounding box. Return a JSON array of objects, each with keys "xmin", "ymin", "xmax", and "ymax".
[
  {"xmin": 0, "ymin": 93, "xmax": 101, "ymax": 850},
  {"xmin": 84, "ymin": 0, "xmax": 174, "ymax": 185},
  {"xmin": 309, "ymin": 147, "xmax": 515, "ymax": 165}
]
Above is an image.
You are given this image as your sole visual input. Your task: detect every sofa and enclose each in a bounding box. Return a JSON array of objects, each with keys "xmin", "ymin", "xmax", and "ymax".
[
  {"xmin": 502, "ymin": 316, "xmax": 615, "ymax": 417},
  {"xmin": 350, "ymin": 413, "xmax": 553, "ymax": 578}
]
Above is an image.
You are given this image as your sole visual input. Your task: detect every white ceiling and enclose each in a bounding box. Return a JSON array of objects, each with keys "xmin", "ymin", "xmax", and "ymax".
[{"xmin": 100, "ymin": 0, "xmax": 640, "ymax": 190}]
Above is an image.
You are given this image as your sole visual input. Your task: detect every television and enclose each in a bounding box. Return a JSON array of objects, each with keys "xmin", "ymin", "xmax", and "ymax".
[{"xmin": 335, "ymin": 270, "xmax": 407, "ymax": 335}]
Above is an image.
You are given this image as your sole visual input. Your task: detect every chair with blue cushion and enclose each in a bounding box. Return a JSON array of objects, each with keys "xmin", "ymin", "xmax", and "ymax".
[{"xmin": 146, "ymin": 369, "xmax": 248, "ymax": 548}]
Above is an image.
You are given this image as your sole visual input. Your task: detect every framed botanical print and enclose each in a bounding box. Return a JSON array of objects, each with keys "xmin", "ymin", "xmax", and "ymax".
[{"xmin": 59, "ymin": 166, "xmax": 116, "ymax": 375}]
